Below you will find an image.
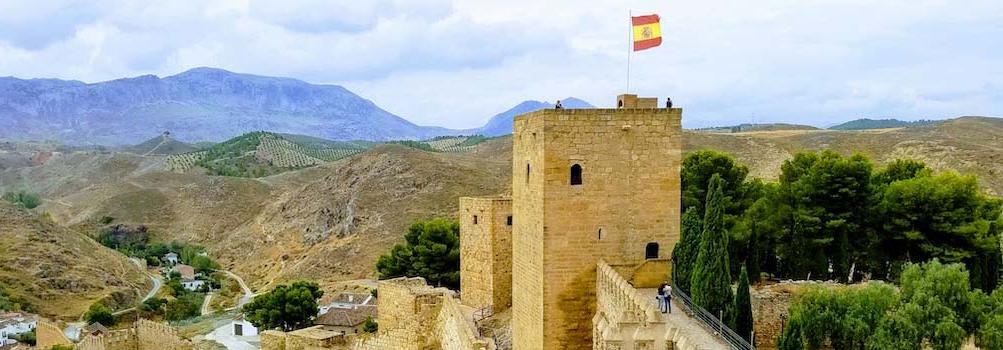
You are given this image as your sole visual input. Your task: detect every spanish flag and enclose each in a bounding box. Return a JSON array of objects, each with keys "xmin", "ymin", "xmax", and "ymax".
[{"xmin": 632, "ymin": 14, "xmax": 662, "ymax": 51}]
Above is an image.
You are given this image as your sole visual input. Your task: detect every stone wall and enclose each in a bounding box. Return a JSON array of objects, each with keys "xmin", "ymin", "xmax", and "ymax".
[
  {"xmin": 433, "ymin": 297, "xmax": 493, "ymax": 350},
  {"xmin": 75, "ymin": 320, "xmax": 193, "ymax": 350},
  {"xmin": 35, "ymin": 319, "xmax": 72, "ymax": 349},
  {"xmin": 353, "ymin": 277, "xmax": 495, "ymax": 350},
  {"xmin": 459, "ymin": 196, "xmax": 513, "ymax": 310},
  {"xmin": 135, "ymin": 319, "xmax": 193, "ymax": 350},
  {"xmin": 512, "ymin": 107, "xmax": 683, "ymax": 350},
  {"xmin": 76, "ymin": 329, "xmax": 135, "ymax": 350},
  {"xmin": 593, "ymin": 261, "xmax": 709, "ymax": 350}
]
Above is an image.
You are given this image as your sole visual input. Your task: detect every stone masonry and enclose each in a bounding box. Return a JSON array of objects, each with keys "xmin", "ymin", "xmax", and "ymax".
[
  {"xmin": 459, "ymin": 196, "xmax": 513, "ymax": 310},
  {"xmin": 511, "ymin": 99, "xmax": 683, "ymax": 349}
]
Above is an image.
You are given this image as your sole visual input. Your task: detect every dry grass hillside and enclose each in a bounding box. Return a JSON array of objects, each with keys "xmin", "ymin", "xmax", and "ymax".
[
  {"xmin": 1, "ymin": 140, "xmax": 511, "ymax": 293},
  {"xmin": 0, "ymin": 203, "xmax": 149, "ymax": 319},
  {"xmin": 685, "ymin": 116, "xmax": 1003, "ymax": 195},
  {"xmin": 0, "ymin": 116, "xmax": 998, "ymax": 299}
]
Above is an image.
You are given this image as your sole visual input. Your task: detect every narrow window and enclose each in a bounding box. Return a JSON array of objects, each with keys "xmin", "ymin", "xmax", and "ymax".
[
  {"xmin": 507, "ymin": 216, "xmax": 513, "ymax": 226},
  {"xmin": 473, "ymin": 215, "xmax": 478, "ymax": 225},
  {"xmin": 645, "ymin": 242, "xmax": 659, "ymax": 259},
  {"xmin": 526, "ymin": 163, "xmax": 530, "ymax": 183},
  {"xmin": 570, "ymin": 164, "xmax": 583, "ymax": 185},
  {"xmin": 597, "ymin": 228, "xmax": 602, "ymax": 240}
]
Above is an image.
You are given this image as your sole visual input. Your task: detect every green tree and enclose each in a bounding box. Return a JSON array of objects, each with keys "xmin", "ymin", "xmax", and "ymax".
[
  {"xmin": 51, "ymin": 345, "xmax": 75, "ymax": 350},
  {"xmin": 242, "ymin": 281, "xmax": 324, "ymax": 331},
  {"xmin": 733, "ymin": 265, "xmax": 754, "ymax": 342},
  {"xmin": 690, "ymin": 174, "xmax": 733, "ymax": 321},
  {"xmin": 680, "ymin": 150, "xmax": 750, "ymax": 220},
  {"xmin": 165, "ymin": 293, "xmax": 203, "ymax": 321},
  {"xmin": 12, "ymin": 329, "xmax": 36, "ymax": 346},
  {"xmin": 671, "ymin": 210, "xmax": 702, "ymax": 293},
  {"xmin": 84, "ymin": 302, "xmax": 114, "ymax": 326},
  {"xmin": 2, "ymin": 191, "xmax": 41, "ymax": 209},
  {"xmin": 362, "ymin": 316, "xmax": 378, "ymax": 333},
  {"xmin": 879, "ymin": 172, "xmax": 1002, "ymax": 290},
  {"xmin": 376, "ymin": 218, "xmax": 461, "ymax": 289}
]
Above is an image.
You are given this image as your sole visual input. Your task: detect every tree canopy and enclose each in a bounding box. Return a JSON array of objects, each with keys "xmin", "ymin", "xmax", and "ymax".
[
  {"xmin": 243, "ymin": 281, "xmax": 324, "ymax": 331},
  {"xmin": 376, "ymin": 218, "xmax": 461, "ymax": 289},
  {"xmin": 671, "ymin": 209, "xmax": 703, "ymax": 293},
  {"xmin": 779, "ymin": 260, "xmax": 1003, "ymax": 350},
  {"xmin": 84, "ymin": 302, "xmax": 114, "ymax": 326}
]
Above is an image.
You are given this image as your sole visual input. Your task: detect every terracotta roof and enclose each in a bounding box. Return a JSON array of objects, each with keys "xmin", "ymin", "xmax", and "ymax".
[
  {"xmin": 174, "ymin": 264, "xmax": 195, "ymax": 280},
  {"xmin": 85, "ymin": 323, "xmax": 109, "ymax": 335},
  {"xmin": 315, "ymin": 305, "xmax": 376, "ymax": 327}
]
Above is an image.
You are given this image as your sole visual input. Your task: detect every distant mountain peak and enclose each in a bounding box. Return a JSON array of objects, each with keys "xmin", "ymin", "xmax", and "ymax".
[{"xmin": 477, "ymin": 97, "xmax": 594, "ymax": 136}]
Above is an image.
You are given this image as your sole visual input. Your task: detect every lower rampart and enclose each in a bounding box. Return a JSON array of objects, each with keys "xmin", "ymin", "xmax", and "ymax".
[
  {"xmin": 75, "ymin": 319, "xmax": 193, "ymax": 350},
  {"xmin": 593, "ymin": 260, "xmax": 719, "ymax": 350},
  {"xmin": 35, "ymin": 319, "xmax": 73, "ymax": 349}
]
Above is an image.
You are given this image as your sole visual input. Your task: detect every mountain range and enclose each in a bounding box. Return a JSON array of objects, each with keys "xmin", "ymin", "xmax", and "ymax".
[{"xmin": 0, "ymin": 67, "xmax": 599, "ymax": 145}]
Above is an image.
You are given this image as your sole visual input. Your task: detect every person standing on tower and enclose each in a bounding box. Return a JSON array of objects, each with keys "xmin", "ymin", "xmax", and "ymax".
[
  {"xmin": 665, "ymin": 97, "xmax": 673, "ymax": 108},
  {"xmin": 555, "ymin": 100, "xmax": 563, "ymax": 109}
]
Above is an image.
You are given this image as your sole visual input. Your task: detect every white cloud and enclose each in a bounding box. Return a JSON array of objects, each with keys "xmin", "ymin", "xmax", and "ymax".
[{"xmin": 0, "ymin": 0, "xmax": 1001, "ymax": 129}]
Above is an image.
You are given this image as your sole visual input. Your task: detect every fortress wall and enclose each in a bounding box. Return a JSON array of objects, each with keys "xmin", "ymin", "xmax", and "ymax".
[
  {"xmin": 77, "ymin": 329, "xmax": 136, "ymax": 350},
  {"xmin": 135, "ymin": 319, "xmax": 193, "ymax": 350},
  {"xmin": 433, "ymin": 297, "xmax": 493, "ymax": 350},
  {"xmin": 35, "ymin": 319, "xmax": 72, "ymax": 349},
  {"xmin": 513, "ymin": 108, "xmax": 683, "ymax": 350},
  {"xmin": 459, "ymin": 196, "xmax": 513, "ymax": 310},
  {"xmin": 261, "ymin": 331, "xmax": 288, "ymax": 350},
  {"xmin": 594, "ymin": 261, "xmax": 714, "ymax": 350},
  {"xmin": 376, "ymin": 277, "xmax": 437, "ymax": 330}
]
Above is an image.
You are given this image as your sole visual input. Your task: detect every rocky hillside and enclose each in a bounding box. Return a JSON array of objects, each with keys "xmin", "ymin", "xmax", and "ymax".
[
  {"xmin": 0, "ymin": 67, "xmax": 459, "ymax": 145},
  {"xmin": 0, "ymin": 203, "xmax": 149, "ymax": 319}
]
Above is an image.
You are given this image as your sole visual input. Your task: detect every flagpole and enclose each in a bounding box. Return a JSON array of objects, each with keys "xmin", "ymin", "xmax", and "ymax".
[{"xmin": 626, "ymin": 10, "xmax": 632, "ymax": 94}]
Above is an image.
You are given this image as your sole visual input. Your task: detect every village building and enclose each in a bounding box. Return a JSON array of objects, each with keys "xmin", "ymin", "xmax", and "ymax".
[
  {"xmin": 164, "ymin": 252, "xmax": 179, "ymax": 265},
  {"xmin": 172, "ymin": 264, "xmax": 205, "ymax": 291},
  {"xmin": 230, "ymin": 314, "xmax": 258, "ymax": 337},
  {"xmin": 315, "ymin": 305, "xmax": 377, "ymax": 334},
  {"xmin": 0, "ymin": 312, "xmax": 37, "ymax": 347}
]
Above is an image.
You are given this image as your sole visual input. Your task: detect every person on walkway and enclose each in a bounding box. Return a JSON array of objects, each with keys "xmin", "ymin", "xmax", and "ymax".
[
  {"xmin": 657, "ymin": 282, "xmax": 668, "ymax": 313},
  {"xmin": 664, "ymin": 283, "xmax": 673, "ymax": 313},
  {"xmin": 665, "ymin": 97, "xmax": 673, "ymax": 108},
  {"xmin": 555, "ymin": 100, "xmax": 563, "ymax": 109}
]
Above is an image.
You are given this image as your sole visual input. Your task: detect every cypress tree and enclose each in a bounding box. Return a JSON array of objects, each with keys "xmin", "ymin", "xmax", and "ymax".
[
  {"xmin": 691, "ymin": 174, "xmax": 734, "ymax": 322},
  {"xmin": 671, "ymin": 209, "xmax": 703, "ymax": 293},
  {"xmin": 734, "ymin": 265, "xmax": 754, "ymax": 343}
]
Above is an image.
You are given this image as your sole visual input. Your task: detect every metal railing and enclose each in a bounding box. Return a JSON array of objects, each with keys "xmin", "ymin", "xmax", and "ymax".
[{"xmin": 672, "ymin": 287, "xmax": 756, "ymax": 350}]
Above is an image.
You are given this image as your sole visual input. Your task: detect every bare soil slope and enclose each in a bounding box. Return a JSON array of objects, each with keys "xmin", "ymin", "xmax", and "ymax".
[{"xmin": 0, "ymin": 203, "xmax": 149, "ymax": 319}]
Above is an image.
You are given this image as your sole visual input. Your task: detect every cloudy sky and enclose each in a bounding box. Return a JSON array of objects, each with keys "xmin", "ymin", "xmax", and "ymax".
[{"xmin": 1, "ymin": 0, "xmax": 1001, "ymax": 129}]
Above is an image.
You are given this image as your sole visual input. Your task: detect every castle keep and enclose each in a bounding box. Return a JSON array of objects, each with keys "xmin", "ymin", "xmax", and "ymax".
[
  {"xmin": 261, "ymin": 95, "xmax": 727, "ymax": 350},
  {"xmin": 510, "ymin": 96, "xmax": 682, "ymax": 349}
]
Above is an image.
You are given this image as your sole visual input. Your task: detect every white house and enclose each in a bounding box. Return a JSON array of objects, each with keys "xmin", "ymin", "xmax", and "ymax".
[
  {"xmin": 164, "ymin": 252, "xmax": 179, "ymax": 265},
  {"xmin": 182, "ymin": 279, "xmax": 205, "ymax": 291},
  {"xmin": 0, "ymin": 313, "xmax": 37, "ymax": 346},
  {"xmin": 231, "ymin": 314, "xmax": 258, "ymax": 337}
]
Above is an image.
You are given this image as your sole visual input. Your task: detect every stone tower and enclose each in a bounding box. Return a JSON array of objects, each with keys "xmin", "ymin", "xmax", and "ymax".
[
  {"xmin": 511, "ymin": 96, "xmax": 682, "ymax": 350},
  {"xmin": 459, "ymin": 196, "xmax": 514, "ymax": 310}
]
